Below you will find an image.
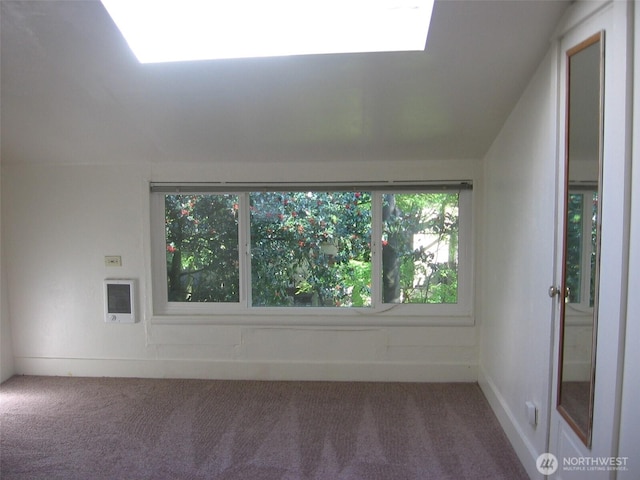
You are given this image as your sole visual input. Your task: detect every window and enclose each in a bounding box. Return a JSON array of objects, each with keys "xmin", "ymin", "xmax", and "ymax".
[
  {"xmin": 381, "ymin": 192, "xmax": 460, "ymax": 305},
  {"xmin": 101, "ymin": 0, "xmax": 434, "ymax": 63},
  {"xmin": 565, "ymin": 189, "xmax": 598, "ymax": 309},
  {"xmin": 250, "ymin": 191, "xmax": 372, "ymax": 307},
  {"xmin": 164, "ymin": 194, "xmax": 240, "ymax": 303},
  {"xmin": 151, "ymin": 184, "xmax": 472, "ymax": 319}
]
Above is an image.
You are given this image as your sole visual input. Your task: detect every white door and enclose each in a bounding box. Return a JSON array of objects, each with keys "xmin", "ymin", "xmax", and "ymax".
[{"xmin": 548, "ymin": 2, "xmax": 632, "ymax": 479}]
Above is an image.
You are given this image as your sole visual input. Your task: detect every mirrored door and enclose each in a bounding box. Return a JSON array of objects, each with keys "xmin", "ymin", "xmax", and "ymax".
[{"xmin": 556, "ymin": 32, "xmax": 604, "ymax": 448}]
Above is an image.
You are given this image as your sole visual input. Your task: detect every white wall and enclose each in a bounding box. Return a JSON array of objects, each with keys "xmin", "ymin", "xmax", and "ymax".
[
  {"xmin": 477, "ymin": 44, "xmax": 558, "ymax": 479},
  {"xmin": 2, "ymin": 158, "xmax": 480, "ymax": 382},
  {"xmin": 1, "ymin": 163, "xmax": 16, "ymax": 382}
]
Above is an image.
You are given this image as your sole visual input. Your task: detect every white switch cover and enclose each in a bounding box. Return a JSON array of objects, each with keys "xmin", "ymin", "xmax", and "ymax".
[
  {"xmin": 105, "ymin": 256, "xmax": 122, "ymax": 267},
  {"xmin": 525, "ymin": 401, "xmax": 538, "ymax": 427}
]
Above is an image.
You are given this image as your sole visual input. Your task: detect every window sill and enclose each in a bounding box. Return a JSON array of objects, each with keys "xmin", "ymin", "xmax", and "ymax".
[{"xmin": 149, "ymin": 309, "xmax": 474, "ymax": 327}]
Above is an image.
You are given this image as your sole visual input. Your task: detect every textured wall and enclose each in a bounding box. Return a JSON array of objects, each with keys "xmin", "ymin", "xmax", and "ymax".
[
  {"xmin": 478, "ymin": 46, "xmax": 557, "ymax": 478},
  {"xmin": 2, "ymin": 159, "xmax": 480, "ymax": 381}
]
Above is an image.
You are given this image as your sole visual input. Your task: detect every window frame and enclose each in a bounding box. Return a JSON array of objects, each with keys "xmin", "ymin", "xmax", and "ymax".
[{"xmin": 150, "ymin": 183, "xmax": 473, "ymax": 322}]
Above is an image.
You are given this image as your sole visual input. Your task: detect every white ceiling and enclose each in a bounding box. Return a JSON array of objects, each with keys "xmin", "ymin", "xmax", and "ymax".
[{"xmin": 0, "ymin": 0, "xmax": 570, "ymax": 166}]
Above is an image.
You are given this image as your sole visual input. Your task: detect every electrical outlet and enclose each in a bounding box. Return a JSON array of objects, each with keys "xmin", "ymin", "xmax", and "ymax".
[{"xmin": 104, "ymin": 256, "xmax": 122, "ymax": 267}]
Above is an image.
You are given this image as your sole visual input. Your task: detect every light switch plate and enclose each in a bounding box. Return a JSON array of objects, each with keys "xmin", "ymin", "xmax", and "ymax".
[{"xmin": 105, "ymin": 256, "xmax": 122, "ymax": 267}]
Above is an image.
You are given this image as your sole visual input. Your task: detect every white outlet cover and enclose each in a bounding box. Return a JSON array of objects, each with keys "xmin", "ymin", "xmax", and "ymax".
[{"xmin": 525, "ymin": 401, "xmax": 538, "ymax": 427}]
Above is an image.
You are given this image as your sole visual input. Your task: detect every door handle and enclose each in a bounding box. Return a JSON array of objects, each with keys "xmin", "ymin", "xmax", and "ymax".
[{"xmin": 549, "ymin": 285, "xmax": 571, "ymax": 300}]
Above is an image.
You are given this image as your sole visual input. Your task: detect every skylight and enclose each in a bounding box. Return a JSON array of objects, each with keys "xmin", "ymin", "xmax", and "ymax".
[{"xmin": 101, "ymin": 0, "xmax": 434, "ymax": 63}]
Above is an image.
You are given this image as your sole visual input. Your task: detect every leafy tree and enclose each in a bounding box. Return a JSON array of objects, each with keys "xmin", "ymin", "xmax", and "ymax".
[
  {"xmin": 250, "ymin": 191, "xmax": 371, "ymax": 307},
  {"xmin": 164, "ymin": 191, "xmax": 459, "ymax": 306},
  {"xmin": 165, "ymin": 194, "xmax": 240, "ymax": 302},
  {"xmin": 564, "ymin": 191, "xmax": 598, "ymax": 306},
  {"xmin": 565, "ymin": 193, "xmax": 584, "ymax": 304},
  {"xmin": 383, "ymin": 193, "xmax": 459, "ymax": 304}
]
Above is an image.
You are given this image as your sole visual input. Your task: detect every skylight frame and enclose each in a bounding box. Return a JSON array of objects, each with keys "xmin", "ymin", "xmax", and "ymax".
[{"xmin": 101, "ymin": 0, "xmax": 435, "ymax": 63}]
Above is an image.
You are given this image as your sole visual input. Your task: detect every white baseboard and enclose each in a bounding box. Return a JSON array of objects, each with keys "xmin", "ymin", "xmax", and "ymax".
[
  {"xmin": 13, "ymin": 356, "xmax": 477, "ymax": 382},
  {"xmin": 478, "ymin": 366, "xmax": 541, "ymax": 480}
]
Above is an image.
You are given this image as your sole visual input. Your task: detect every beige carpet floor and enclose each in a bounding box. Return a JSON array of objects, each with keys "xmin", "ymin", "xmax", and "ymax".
[{"xmin": 0, "ymin": 376, "xmax": 528, "ymax": 480}]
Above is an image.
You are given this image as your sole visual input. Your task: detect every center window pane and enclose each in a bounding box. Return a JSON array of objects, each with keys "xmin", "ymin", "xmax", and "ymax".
[{"xmin": 250, "ymin": 192, "xmax": 372, "ymax": 307}]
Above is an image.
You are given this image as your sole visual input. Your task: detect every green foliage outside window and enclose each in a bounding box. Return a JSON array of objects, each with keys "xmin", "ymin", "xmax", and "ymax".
[
  {"xmin": 164, "ymin": 191, "xmax": 460, "ymax": 307},
  {"xmin": 383, "ymin": 193, "xmax": 459, "ymax": 304},
  {"xmin": 565, "ymin": 191, "xmax": 598, "ymax": 306},
  {"xmin": 165, "ymin": 194, "xmax": 240, "ymax": 302},
  {"xmin": 251, "ymin": 192, "xmax": 371, "ymax": 307},
  {"xmin": 565, "ymin": 193, "xmax": 584, "ymax": 304}
]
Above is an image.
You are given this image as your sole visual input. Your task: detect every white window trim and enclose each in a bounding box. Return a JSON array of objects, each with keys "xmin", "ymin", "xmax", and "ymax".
[{"xmin": 149, "ymin": 184, "xmax": 473, "ymax": 325}]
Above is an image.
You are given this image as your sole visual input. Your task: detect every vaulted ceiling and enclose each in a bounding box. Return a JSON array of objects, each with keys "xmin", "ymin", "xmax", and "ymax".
[{"xmin": 1, "ymin": 0, "xmax": 570, "ymax": 166}]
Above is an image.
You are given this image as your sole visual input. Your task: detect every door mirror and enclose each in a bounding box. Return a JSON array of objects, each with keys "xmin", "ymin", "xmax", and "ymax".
[{"xmin": 557, "ymin": 32, "xmax": 603, "ymax": 447}]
